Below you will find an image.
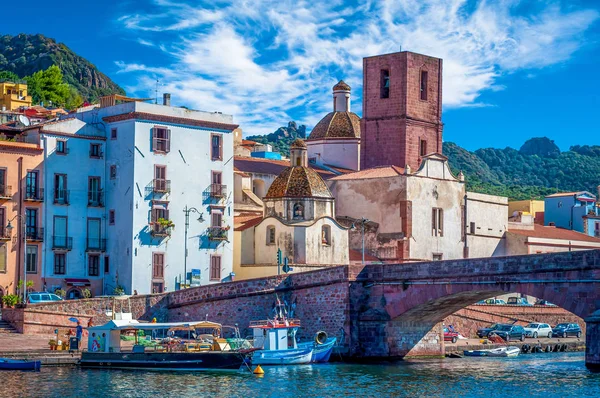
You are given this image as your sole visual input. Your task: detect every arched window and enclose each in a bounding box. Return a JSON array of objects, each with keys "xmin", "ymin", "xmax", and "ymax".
[
  {"xmin": 67, "ymin": 288, "xmax": 82, "ymax": 300},
  {"xmin": 266, "ymin": 226, "xmax": 276, "ymax": 245},
  {"xmin": 321, "ymin": 225, "xmax": 331, "ymax": 245},
  {"xmin": 296, "ymin": 157, "xmax": 301, "ymax": 166},
  {"xmin": 293, "ymin": 203, "xmax": 304, "ymax": 219}
]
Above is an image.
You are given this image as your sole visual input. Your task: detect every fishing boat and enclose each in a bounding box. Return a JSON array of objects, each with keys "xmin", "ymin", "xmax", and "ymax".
[
  {"xmin": 249, "ymin": 317, "xmax": 313, "ymax": 365},
  {"xmin": 297, "ymin": 331, "xmax": 337, "ymax": 363},
  {"xmin": 0, "ymin": 358, "xmax": 41, "ymax": 371},
  {"xmin": 80, "ymin": 319, "xmax": 254, "ymax": 371}
]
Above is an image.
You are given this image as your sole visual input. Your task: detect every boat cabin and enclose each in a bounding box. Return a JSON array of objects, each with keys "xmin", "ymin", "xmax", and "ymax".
[{"xmin": 250, "ymin": 319, "xmax": 301, "ymax": 351}]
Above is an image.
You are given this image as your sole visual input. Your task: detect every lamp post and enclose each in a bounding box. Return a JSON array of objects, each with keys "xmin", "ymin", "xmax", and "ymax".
[
  {"xmin": 6, "ymin": 215, "xmax": 27, "ymax": 303},
  {"xmin": 182, "ymin": 206, "xmax": 203, "ymax": 289}
]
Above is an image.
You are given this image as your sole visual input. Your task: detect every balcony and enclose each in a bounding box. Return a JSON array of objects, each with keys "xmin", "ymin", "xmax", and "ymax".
[
  {"xmin": 151, "ymin": 179, "xmax": 171, "ymax": 194},
  {"xmin": 25, "ymin": 187, "xmax": 44, "ymax": 202},
  {"xmin": 208, "ymin": 226, "xmax": 229, "ymax": 241},
  {"xmin": 88, "ymin": 190, "xmax": 104, "ymax": 207},
  {"xmin": 150, "ymin": 222, "xmax": 172, "ymax": 237},
  {"xmin": 210, "ymin": 184, "xmax": 227, "ymax": 199},
  {"xmin": 53, "ymin": 189, "xmax": 70, "ymax": 205},
  {"xmin": 52, "ymin": 236, "xmax": 73, "ymax": 251},
  {"xmin": 0, "ymin": 185, "xmax": 11, "ymax": 199},
  {"xmin": 86, "ymin": 238, "xmax": 106, "ymax": 252},
  {"xmin": 26, "ymin": 227, "xmax": 44, "ymax": 241}
]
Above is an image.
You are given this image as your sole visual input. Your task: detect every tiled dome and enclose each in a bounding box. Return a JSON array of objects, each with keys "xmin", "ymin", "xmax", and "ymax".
[
  {"xmin": 290, "ymin": 138, "xmax": 307, "ymax": 148},
  {"xmin": 265, "ymin": 166, "xmax": 333, "ymax": 199},
  {"xmin": 307, "ymin": 111, "xmax": 361, "ymax": 140},
  {"xmin": 333, "ymin": 80, "xmax": 351, "ymax": 91}
]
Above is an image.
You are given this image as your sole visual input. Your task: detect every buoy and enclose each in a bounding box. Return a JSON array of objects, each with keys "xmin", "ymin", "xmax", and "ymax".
[{"xmin": 253, "ymin": 365, "xmax": 265, "ymax": 375}]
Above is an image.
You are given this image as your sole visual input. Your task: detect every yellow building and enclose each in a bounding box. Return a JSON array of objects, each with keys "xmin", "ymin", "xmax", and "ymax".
[
  {"xmin": 508, "ymin": 200, "xmax": 545, "ymax": 219},
  {"xmin": 0, "ymin": 81, "xmax": 32, "ymax": 111}
]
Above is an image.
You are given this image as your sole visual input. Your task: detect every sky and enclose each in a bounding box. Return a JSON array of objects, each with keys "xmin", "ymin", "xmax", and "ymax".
[{"xmin": 2, "ymin": 0, "xmax": 600, "ymax": 151}]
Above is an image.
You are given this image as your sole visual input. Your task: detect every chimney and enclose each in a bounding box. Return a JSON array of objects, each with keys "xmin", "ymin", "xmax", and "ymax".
[{"xmin": 163, "ymin": 93, "xmax": 171, "ymax": 106}]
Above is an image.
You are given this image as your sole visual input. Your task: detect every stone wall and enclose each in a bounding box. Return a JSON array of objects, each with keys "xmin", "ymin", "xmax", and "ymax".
[{"xmin": 443, "ymin": 305, "xmax": 585, "ymax": 338}]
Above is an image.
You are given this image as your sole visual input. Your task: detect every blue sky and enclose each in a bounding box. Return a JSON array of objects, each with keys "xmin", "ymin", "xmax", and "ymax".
[{"xmin": 2, "ymin": 0, "xmax": 599, "ymax": 151}]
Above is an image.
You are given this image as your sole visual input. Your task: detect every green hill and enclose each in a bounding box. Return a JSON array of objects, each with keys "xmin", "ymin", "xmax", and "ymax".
[
  {"xmin": 246, "ymin": 121, "xmax": 306, "ymax": 156},
  {"xmin": 0, "ymin": 33, "xmax": 125, "ymax": 102}
]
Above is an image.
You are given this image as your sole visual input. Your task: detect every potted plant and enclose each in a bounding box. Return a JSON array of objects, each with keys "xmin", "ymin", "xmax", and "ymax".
[
  {"xmin": 113, "ymin": 285, "xmax": 125, "ymax": 296},
  {"xmin": 157, "ymin": 217, "xmax": 175, "ymax": 229},
  {"xmin": 49, "ymin": 339, "xmax": 57, "ymax": 351},
  {"xmin": 82, "ymin": 288, "xmax": 92, "ymax": 299},
  {"xmin": 2, "ymin": 294, "xmax": 19, "ymax": 308}
]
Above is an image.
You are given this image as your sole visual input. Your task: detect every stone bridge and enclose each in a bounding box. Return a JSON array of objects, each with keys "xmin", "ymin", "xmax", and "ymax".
[{"xmin": 5, "ymin": 250, "xmax": 600, "ymax": 369}]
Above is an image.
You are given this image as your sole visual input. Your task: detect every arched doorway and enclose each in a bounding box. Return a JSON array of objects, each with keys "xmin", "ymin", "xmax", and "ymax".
[
  {"xmin": 67, "ymin": 288, "xmax": 82, "ymax": 300},
  {"xmin": 252, "ymin": 179, "xmax": 266, "ymax": 199}
]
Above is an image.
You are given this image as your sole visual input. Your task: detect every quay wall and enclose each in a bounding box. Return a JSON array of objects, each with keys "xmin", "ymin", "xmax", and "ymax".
[{"xmin": 443, "ymin": 305, "xmax": 585, "ymax": 338}]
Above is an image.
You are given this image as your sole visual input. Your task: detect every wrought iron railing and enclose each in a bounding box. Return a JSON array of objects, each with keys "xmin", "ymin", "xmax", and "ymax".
[{"xmin": 52, "ymin": 236, "xmax": 73, "ymax": 250}]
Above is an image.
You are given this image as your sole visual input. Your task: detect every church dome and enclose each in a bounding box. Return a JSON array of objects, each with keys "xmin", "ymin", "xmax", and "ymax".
[
  {"xmin": 265, "ymin": 166, "xmax": 333, "ymax": 199},
  {"xmin": 333, "ymin": 80, "xmax": 351, "ymax": 91},
  {"xmin": 290, "ymin": 138, "xmax": 306, "ymax": 148},
  {"xmin": 307, "ymin": 111, "xmax": 361, "ymax": 140}
]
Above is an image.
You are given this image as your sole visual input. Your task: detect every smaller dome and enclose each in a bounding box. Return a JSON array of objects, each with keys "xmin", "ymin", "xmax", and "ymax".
[
  {"xmin": 290, "ymin": 138, "xmax": 307, "ymax": 148},
  {"xmin": 265, "ymin": 167, "xmax": 332, "ymax": 199},
  {"xmin": 307, "ymin": 112, "xmax": 361, "ymax": 140},
  {"xmin": 333, "ymin": 80, "xmax": 351, "ymax": 91}
]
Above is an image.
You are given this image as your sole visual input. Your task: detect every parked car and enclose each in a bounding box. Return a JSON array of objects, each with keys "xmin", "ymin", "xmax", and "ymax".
[
  {"xmin": 477, "ymin": 323, "xmax": 501, "ymax": 338},
  {"xmin": 28, "ymin": 292, "xmax": 63, "ymax": 304},
  {"xmin": 524, "ymin": 323, "xmax": 553, "ymax": 338},
  {"xmin": 489, "ymin": 324, "xmax": 525, "ymax": 342},
  {"xmin": 552, "ymin": 323, "xmax": 582, "ymax": 338},
  {"xmin": 443, "ymin": 327, "xmax": 459, "ymax": 343},
  {"xmin": 477, "ymin": 298, "xmax": 507, "ymax": 305},
  {"xmin": 535, "ymin": 299, "xmax": 557, "ymax": 306},
  {"xmin": 507, "ymin": 297, "xmax": 532, "ymax": 306}
]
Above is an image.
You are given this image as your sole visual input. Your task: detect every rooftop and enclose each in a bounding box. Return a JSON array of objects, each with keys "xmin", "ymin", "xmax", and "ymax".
[
  {"xmin": 546, "ymin": 191, "xmax": 597, "ymax": 199},
  {"xmin": 333, "ymin": 80, "xmax": 351, "ymax": 91},
  {"xmin": 508, "ymin": 224, "xmax": 600, "ymax": 243},
  {"xmin": 265, "ymin": 166, "xmax": 333, "ymax": 199},
  {"xmin": 234, "ymin": 156, "xmax": 339, "ymax": 180},
  {"xmin": 234, "ymin": 213, "xmax": 263, "ymax": 231},
  {"xmin": 307, "ymin": 111, "xmax": 361, "ymax": 140},
  {"xmin": 329, "ymin": 165, "xmax": 405, "ymax": 181}
]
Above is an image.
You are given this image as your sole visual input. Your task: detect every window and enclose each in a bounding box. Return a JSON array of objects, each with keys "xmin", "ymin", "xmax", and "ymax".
[
  {"xmin": 211, "ymin": 210, "xmax": 223, "ymax": 227},
  {"xmin": 151, "ymin": 202, "xmax": 169, "ymax": 223},
  {"xmin": 152, "ymin": 127, "xmax": 170, "ymax": 153},
  {"xmin": 380, "ymin": 69, "xmax": 390, "ymax": 98},
  {"xmin": 420, "ymin": 139, "xmax": 428, "ymax": 157},
  {"xmin": 595, "ymin": 222, "xmax": 600, "ymax": 238},
  {"xmin": 110, "ymin": 165, "xmax": 117, "ymax": 179},
  {"xmin": 0, "ymin": 207, "xmax": 5, "ymax": 238},
  {"xmin": 266, "ymin": 226, "xmax": 276, "ymax": 245},
  {"xmin": 0, "ymin": 244, "xmax": 6, "ymax": 273},
  {"xmin": 211, "ymin": 171, "xmax": 223, "ymax": 196},
  {"xmin": 420, "ymin": 70, "xmax": 428, "ymax": 101},
  {"xmin": 293, "ymin": 203, "xmax": 304, "ymax": 220},
  {"xmin": 90, "ymin": 143, "xmax": 102, "ymax": 158},
  {"xmin": 87, "ymin": 218, "xmax": 101, "ymax": 250},
  {"xmin": 109, "ymin": 210, "xmax": 115, "ymax": 225},
  {"xmin": 25, "ymin": 171, "xmax": 39, "ymax": 200},
  {"xmin": 152, "ymin": 282, "xmax": 164, "ymax": 294},
  {"xmin": 104, "ymin": 256, "xmax": 109, "ymax": 274},
  {"xmin": 54, "ymin": 174, "xmax": 68, "ymax": 204},
  {"xmin": 433, "ymin": 253, "xmax": 443, "ymax": 261},
  {"xmin": 111, "ymin": 128, "xmax": 117, "ymax": 140},
  {"xmin": 211, "ymin": 134, "xmax": 223, "ymax": 160},
  {"xmin": 210, "ymin": 255, "xmax": 221, "ymax": 281},
  {"xmin": 26, "ymin": 245, "xmax": 38, "ymax": 273},
  {"xmin": 432, "ymin": 208, "xmax": 443, "ymax": 237},
  {"xmin": 152, "ymin": 253, "xmax": 164, "ymax": 278},
  {"xmin": 26, "ymin": 208, "xmax": 38, "ymax": 238},
  {"xmin": 54, "ymin": 253, "xmax": 66, "ymax": 275},
  {"xmin": 56, "ymin": 140, "xmax": 67, "ymax": 154},
  {"xmin": 322, "ymin": 225, "xmax": 331, "ymax": 245},
  {"xmin": 0, "ymin": 168, "xmax": 6, "ymax": 196},
  {"xmin": 154, "ymin": 165, "xmax": 167, "ymax": 192},
  {"xmin": 88, "ymin": 255, "xmax": 100, "ymax": 276},
  {"xmin": 88, "ymin": 177, "xmax": 102, "ymax": 206},
  {"xmin": 470, "ymin": 222, "xmax": 476, "ymax": 235},
  {"xmin": 53, "ymin": 215, "xmax": 68, "ymax": 249}
]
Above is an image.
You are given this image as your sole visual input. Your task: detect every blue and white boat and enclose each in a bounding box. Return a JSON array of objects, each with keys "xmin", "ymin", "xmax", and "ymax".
[
  {"xmin": 0, "ymin": 358, "xmax": 41, "ymax": 371},
  {"xmin": 249, "ymin": 317, "xmax": 313, "ymax": 365},
  {"xmin": 298, "ymin": 333, "xmax": 337, "ymax": 363}
]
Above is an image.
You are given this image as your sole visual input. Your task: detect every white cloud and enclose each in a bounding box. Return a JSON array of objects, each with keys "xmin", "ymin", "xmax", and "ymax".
[{"xmin": 115, "ymin": 0, "xmax": 599, "ymax": 135}]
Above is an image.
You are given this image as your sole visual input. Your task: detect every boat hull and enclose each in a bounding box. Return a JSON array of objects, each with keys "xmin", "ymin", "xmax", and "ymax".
[
  {"xmin": 80, "ymin": 351, "xmax": 248, "ymax": 371},
  {"xmin": 252, "ymin": 348, "xmax": 313, "ymax": 365},
  {"xmin": 487, "ymin": 347, "xmax": 520, "ymax": 357},
  {"xmin": 298, "ymin": 337, "xmax": 337, "ymax": 363},
  {"xmin": 463, "ymin": 350, "xmax": 488, "ymax": 357},
  {"xmin": 0, "ymin": 358, "xmax": 41, "ymax": 371}
]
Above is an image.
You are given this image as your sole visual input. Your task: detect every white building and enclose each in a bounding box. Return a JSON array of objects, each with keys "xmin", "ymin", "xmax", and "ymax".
[{"xmin": 40, "ymin": 95, "xmax": 237, "ymax": 295}]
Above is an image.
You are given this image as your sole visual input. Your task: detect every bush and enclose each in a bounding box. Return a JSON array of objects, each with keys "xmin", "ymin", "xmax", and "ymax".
[
  {"xmin": 2, "ymin": 294, "xmax": 19, "ymax": 307},
  {"xmin": 55, "ymin": 289, "xmax": 66, "ymax": 299},
  {"xmin": 82, "ymin": 288, "xmax": 92, "ymax": 299}
]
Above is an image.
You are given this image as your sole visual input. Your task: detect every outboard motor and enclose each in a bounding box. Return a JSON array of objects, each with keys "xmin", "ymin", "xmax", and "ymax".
[{"xmin": 315, "ymin": 331, "xmax": 328, "ymax": 345}]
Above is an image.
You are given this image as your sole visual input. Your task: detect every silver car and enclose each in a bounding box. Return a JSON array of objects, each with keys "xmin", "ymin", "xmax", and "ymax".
[{"xmin": 524, "ymin": 323, "xmax": 552, "ymax": 338}]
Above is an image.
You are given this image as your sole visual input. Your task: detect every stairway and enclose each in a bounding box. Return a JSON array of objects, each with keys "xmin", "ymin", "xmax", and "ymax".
[{"xmin": 0, "ymin": 320, "xmax": 18, "ymax": 334}]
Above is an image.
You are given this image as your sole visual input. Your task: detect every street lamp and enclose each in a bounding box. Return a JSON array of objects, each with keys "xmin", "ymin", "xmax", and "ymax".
[
  {"xmin": 351, "ymin": 217, "xmax": 370, "ymax": 264},
  {"xmin": 6, "ymin": 215, "xmax": 27, "ymax": 303},
  {"xmin": 182, "ymin": 206, "xmax": 203, "ymax": 289}
]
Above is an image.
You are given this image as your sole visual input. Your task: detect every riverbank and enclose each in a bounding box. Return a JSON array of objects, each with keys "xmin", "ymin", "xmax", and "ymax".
[{"xmin": 445, "ymin": 337, "xmax": 585, "ymax": 356}]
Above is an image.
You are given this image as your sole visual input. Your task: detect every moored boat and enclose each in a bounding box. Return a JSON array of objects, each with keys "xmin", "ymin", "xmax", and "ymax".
[
  {"xmin": 298, "ymin": 332, "xmax": 337, "ymax": 363},
  {"xmin": 486, "ymin": 346, "xmax": 520, "ymax": 357},
  {"xmin": 80, "ymin": 319, "xmax": 253, "ymax": 371},
  {"xmin": 0, "ymin": 358, "xmax": 41, "ymax": 371},
  {"xmin": 463, "ymin": 350, "xmax": 489, "ymax": 357},
  {"xmin": 249, "ymin": 317, "xmax": 313, "ymax": 365}
]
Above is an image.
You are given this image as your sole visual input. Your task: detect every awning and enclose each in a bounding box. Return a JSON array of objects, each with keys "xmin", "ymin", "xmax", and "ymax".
[{"xmin": 65, "ymin": 278, "xmax": 91, "ymax": 286}]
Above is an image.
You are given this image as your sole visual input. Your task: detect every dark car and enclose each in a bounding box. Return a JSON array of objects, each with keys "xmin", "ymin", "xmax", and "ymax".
[
  {"xmin": 477, "ymin": 323, "xmax": 501, "ymax": 338},
  {"xmin": 552, "ymin": 323, "xmax": 582, "ymax": 338},
  {"xmin": 489, "ymin": 324, "xmax": 525, "ymax": 342}
]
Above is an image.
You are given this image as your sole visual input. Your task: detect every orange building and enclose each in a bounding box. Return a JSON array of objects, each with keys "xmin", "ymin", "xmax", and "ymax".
[{"xmin": 0, "ymin": 125, "xmax": 44, "ymax": 300}]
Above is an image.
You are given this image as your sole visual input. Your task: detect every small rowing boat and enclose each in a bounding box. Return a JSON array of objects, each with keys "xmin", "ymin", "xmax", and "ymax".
[
  {"xmin": 0, "ymin": 358, "xmax": 41, "ymax": 371},
  {"xmin": 463, "ymin": 346, "xmax": 520, "ymax": 358}
]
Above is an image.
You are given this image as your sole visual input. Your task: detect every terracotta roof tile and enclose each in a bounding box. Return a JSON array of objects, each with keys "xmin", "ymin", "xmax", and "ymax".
[
  {"xmin": 307, "ymin": 111, "xmax": 361, "ymax": 140},
  {"xmin": 333, "ymin": 80, "xmax": 351, "ymax": 91},
  {"xmin": 290, "ymin": 138, "xmax": 306, "ymax": 148},
  {"xmin": 234, "ymin": 214, "xmax": 263, "ymax": 231},
  {"xmin": 330, "ymin": 165, "xmax": 405, "ymax": 181},
  {"xmin": 508, "ymin": 224, "xmax": 600, "ymax": 243}
]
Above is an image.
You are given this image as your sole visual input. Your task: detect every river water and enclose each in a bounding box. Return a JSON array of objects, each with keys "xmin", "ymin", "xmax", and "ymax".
[{"xmin": 3, "ymin": 352, "xmax": 599, "ymax": 397}]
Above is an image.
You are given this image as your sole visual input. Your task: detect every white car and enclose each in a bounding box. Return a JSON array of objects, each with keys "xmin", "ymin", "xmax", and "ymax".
[{"xmin": 524, "ymin": 323, "xmax": 552, "ymax": 338}]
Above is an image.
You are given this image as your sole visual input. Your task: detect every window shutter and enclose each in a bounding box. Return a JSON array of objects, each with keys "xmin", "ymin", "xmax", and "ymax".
[
  {"xmin": 151, "ymin": 208, "xmax": 158, "ymax": 222},
  {"xmin": 165, "ymin": 209, "xmax": 170, "ymax": 220},
  {"xmin": 152, "ymin": 128, "xmax": 158, "ymax": 151},
  {"xmin": 165, "ymin": 129, "xmax": 171, "ymax": 153},
  {"xmin": 439, "ymin": 209, "xmax": 444, "ymax": 237},
  {"xmin": 432, "ymin": 209, "xmax": 436, "ymax": 236},
  {"xmin": 0, "ymin": 244, "xmax": 6, "ymax": 272},
  {"xmin": 216, "ymin": 256, "xmax": 221, "ymax": 279},
  {"xmin": 219, "ymin": 135, "xmax": 223, "ymax": 159}
]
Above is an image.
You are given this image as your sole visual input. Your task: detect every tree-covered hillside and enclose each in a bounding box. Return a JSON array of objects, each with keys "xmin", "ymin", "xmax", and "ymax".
[
  {"xmin": 246, "ymin": 121, "xmax": 306, "ymax": 156},
  {"xmin": 0, "ymin": 33, "xmax": 125, "ymax": 102}
]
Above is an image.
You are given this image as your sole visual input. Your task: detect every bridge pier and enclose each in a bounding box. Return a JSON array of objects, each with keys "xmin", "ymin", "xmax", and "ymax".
[
  {"xmin": 586, "ymin": 311, "xmax": 600, "ymax": 371},
  {"xmin": 388, "ymin": 321, "xmax": 445, "ymax": 358}
]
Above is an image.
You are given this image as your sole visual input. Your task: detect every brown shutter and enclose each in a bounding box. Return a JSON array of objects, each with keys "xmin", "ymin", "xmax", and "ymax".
[
  {"xmin": 151, "ymin": 208, "xmax": 158, "ymax": 222},
  {"xmin": 432, "ymin": 209, "xmax": 436, "ymax": 236},
  {"xmin": 165, "ymin": 129, "xmax": 171, "ymax": 153},
  {"xmin": 165, "ymin": 209, "xmax": 170, "ymax": 220},
  {"xmin": 219, "ymin": 135, "xmax": 223, "ymax": 159},
  {"xmin": 152, "ymin": 128, "xmax": 157, "ymax": 151},
  {"xmin": 216, "ymin": 256, "xmax": 221, "ymax": 279}
]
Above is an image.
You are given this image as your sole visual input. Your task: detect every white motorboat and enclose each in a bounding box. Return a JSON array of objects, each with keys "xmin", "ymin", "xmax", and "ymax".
[{"xmin": 486, "ymin": 346, "xmax": 521, "ymax": 357}]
